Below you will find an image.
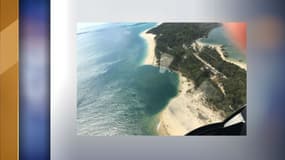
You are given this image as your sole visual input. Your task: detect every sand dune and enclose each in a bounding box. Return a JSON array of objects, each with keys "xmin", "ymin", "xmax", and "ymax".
[{"xmin": 157, "ymin": 73, "xmax": 225, "ymax": 136}]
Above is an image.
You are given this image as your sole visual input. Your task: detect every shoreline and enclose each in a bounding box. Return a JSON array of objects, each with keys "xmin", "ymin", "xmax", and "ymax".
[
  {"xmin": 196, "ymin": 40, "xmax": 247, "ymax": 70},
  {"xmin": 140, "ymin": 23, "xmax": 162, "ymax": 66},
  {"xmin": 215, "ymin": 45, "xmax": 247, "ymax": 70},
  {"xmin": 140, "ymin": 31, "xmax": 157, "ymax": 66},
  {"xmin": 157, "ymin": 73, "xmax": 225, "ymax": 136}
]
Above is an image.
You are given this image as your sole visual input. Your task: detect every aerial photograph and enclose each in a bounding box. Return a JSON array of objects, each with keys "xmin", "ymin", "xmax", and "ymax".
[{"xmin": 77, "ymin": 23, "xmax": 247, "ymax": 136}]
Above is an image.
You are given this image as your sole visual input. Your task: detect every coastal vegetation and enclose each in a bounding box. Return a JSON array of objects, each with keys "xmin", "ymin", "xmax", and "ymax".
[
  {"xmin": 148, "ymin": 23, "xmax": 246, "ymax": 116},
  {"xmin": 199, "ymin": 47, "xmax": 246, "ymax": 114},
  {"xmin": 147, "ymin": 23, "xmax": 220, "ymax": 62}
]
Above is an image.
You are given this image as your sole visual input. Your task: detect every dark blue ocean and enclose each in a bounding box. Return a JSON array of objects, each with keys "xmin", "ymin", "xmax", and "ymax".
[{"xmin": 77, "ymin": 23, "xmax": 179, "ymax": 136}]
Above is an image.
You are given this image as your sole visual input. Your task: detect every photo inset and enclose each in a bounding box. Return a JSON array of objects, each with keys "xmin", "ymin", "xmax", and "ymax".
[{"xmin": 77, "ymin": 23, "xmax": 247, "ymax": 136}]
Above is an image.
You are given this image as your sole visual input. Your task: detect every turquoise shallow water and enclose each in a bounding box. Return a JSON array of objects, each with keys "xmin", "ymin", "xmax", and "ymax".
[
  {"xmin": 199, "ymin": 26, "xmax": 246, "ymax": 63},
  {"xmin": 77, "ymin": 23, "xmax": 179, "ymax": 136}
]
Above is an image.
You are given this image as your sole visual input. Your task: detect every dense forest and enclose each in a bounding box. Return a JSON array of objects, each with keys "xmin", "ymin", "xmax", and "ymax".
[
  {"xmin": 147, "ymin": 23, "xmax": 220, "ymax": 61},
  {"xmin": 199, "ymin": 47, "xmax": 246, "ymax": 114},
  {"xmin": 148, "ymin": 23, "xmax": 246, "ymax": 116}
]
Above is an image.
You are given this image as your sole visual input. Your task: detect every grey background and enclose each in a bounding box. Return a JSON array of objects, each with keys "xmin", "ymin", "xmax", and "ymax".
[{"xmin": 52, "ymin": 0, "xmax": 285, "ymax": 159}]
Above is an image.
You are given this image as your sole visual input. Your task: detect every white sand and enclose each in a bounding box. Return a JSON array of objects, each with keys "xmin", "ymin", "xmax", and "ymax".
[
  {"xmin": 140, "ymin": 31, "xmax": 157, "ymax": 66},
  {"xmin": 215, "ymin": 45, "xmax": 247, "ymax": 70},
  {"xmin": 158, "ymin": 73, "xmax": 225, "ymax": 136}
]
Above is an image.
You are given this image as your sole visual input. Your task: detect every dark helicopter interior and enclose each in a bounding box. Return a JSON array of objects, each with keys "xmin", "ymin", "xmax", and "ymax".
[{"xmin": 185, "ymin": 105, "xmax": 246, "ymax": 135}]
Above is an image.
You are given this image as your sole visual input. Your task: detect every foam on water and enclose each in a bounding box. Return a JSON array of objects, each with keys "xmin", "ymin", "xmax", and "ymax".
[{"xmin": 77, "ymin": 23, "xmax": 179, "ymax": 135}]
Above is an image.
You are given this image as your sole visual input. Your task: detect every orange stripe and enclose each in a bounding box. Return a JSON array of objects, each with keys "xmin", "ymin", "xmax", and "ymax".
[
  {"xmin": 0, "ymin": 0, "xmax": 19, "ymax": 159},
  {"xmin": 223, "ymin": 22, "xmax": 247, "ymax": 53}
]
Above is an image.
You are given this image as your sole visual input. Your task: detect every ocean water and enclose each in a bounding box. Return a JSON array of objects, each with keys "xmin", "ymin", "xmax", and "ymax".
[
  {"xmin": 77, "ymin": 23, "xmax": 179, "ymax": 136},
  {"xmin": 199, "ymin": 26, "xmax": 246, "ymax": 63}
]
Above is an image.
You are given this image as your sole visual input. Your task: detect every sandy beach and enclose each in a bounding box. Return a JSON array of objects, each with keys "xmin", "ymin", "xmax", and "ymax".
[
  {"xmin": 157, "ymin": 73, "xmax": 225, "ymax": 136},
  {"xmin": 215, "ymin": 45, "xmax": 247, "ymax": 70},
  {"xmin": 140, "ymin": 24, "xmax": 163, "ymax": 66},
  {"xmin": 140, "ymin": 31, "xmax": 157, "ymax": 66}
]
